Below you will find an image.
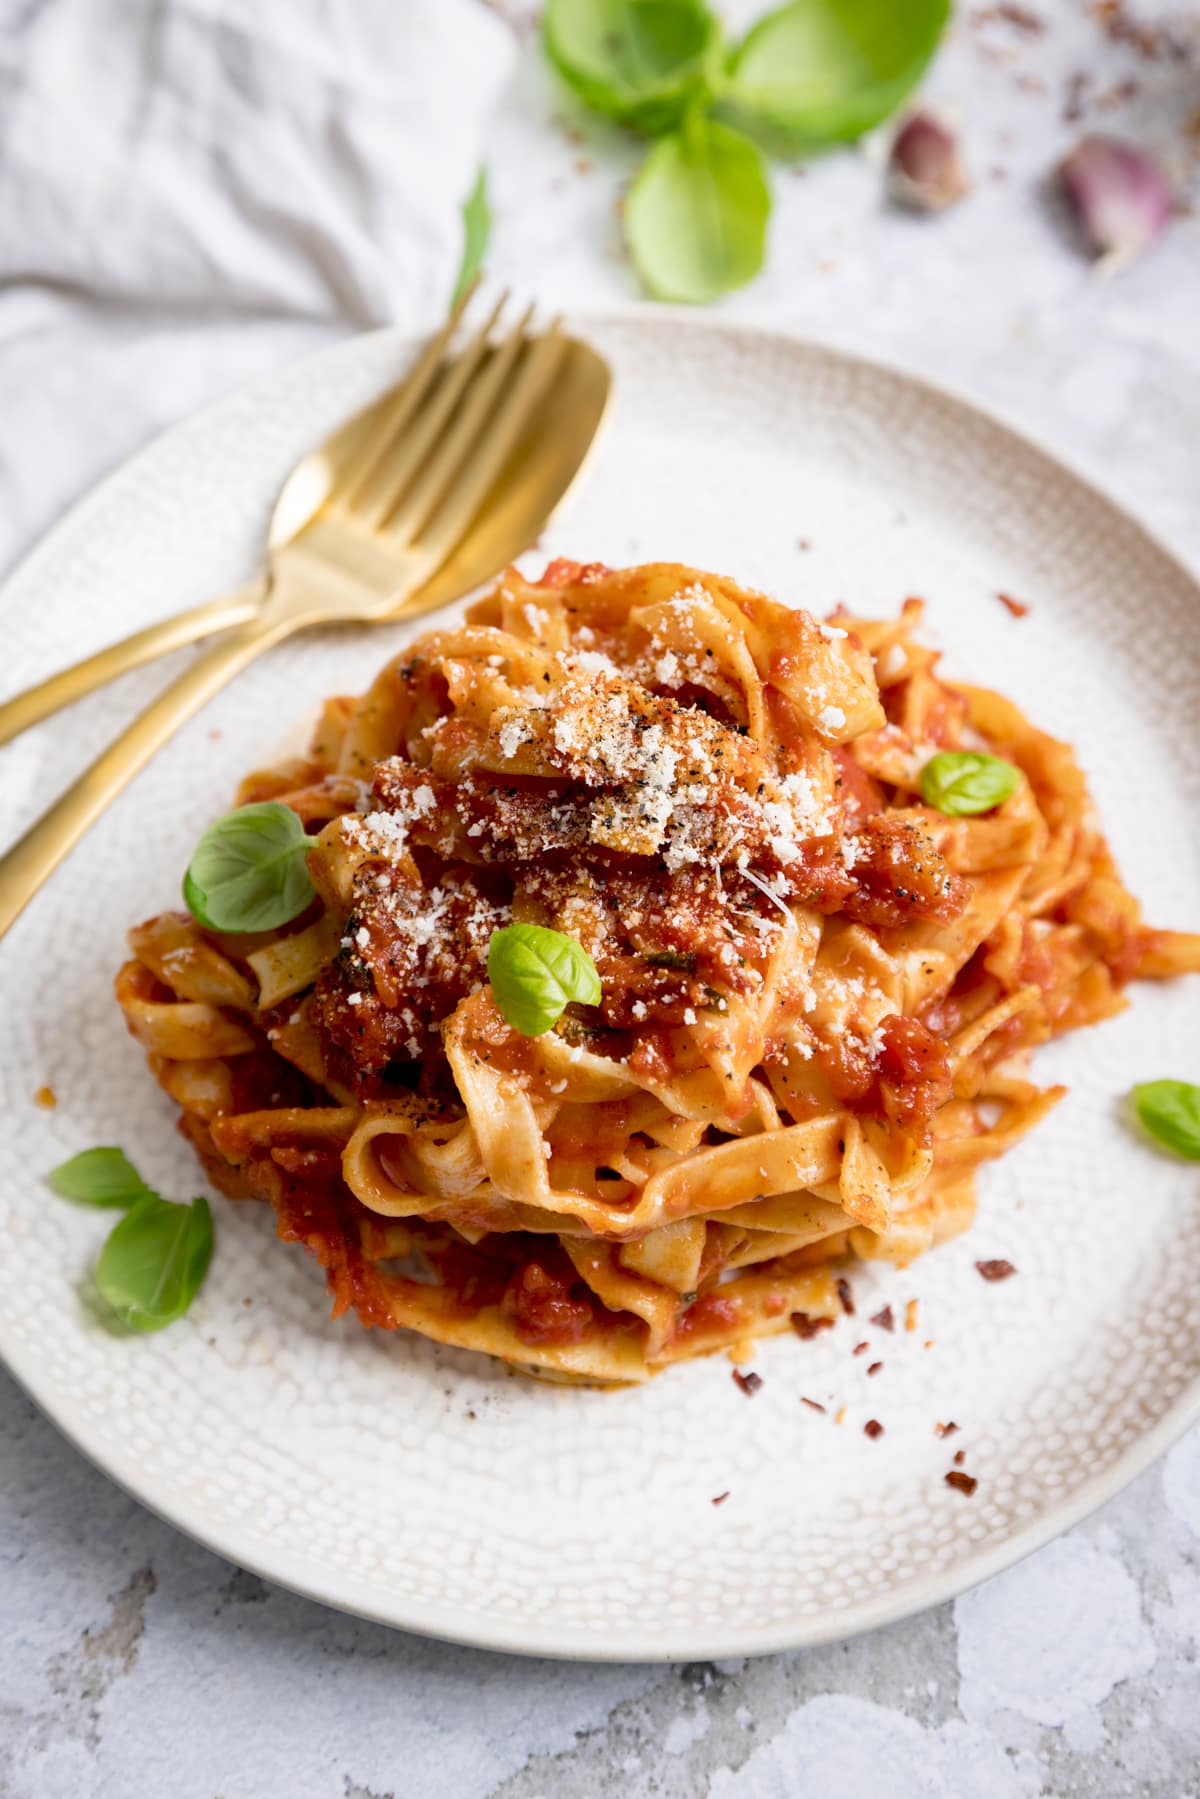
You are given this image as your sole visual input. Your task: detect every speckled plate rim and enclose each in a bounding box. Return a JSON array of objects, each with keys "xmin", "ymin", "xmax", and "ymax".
[{"xmin": 2, "ymin": 308, "xmax": 1199, "ymax": 1664}]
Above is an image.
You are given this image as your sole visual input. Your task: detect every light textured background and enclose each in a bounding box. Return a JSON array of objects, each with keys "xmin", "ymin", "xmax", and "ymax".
[{"xmin": 3, "ymin": 2, "xmax": 1200, "ymax": 1795}]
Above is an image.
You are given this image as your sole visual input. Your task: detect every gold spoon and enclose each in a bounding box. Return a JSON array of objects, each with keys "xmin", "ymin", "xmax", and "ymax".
[{"xmin": 0, "ymin": 294, "xmax": 610, "ymax": 939}]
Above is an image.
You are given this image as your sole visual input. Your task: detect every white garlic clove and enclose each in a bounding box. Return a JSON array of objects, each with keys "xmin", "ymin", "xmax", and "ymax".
[
  {"xmin": 887, "ymin": 111, "xmax": 969, "ymax": 213},
  {"xmin": 1059, "ymin": 135, "xmax": 1172, "ymax": 271}
]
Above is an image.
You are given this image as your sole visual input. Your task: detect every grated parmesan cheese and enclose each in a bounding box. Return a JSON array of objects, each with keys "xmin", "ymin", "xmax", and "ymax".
[{"xmin": 498, "ymin": 717, "xmax": 529, "ymax": 760}]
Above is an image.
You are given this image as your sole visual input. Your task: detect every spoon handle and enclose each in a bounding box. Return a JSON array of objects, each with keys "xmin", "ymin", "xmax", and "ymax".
[
  {"xmin": 0, "ymin": 609, "xmax": 293, "ymax": 941},
  {"xmin": 0, "ymin": 577, "xmax": 265, "ymax": 747}
]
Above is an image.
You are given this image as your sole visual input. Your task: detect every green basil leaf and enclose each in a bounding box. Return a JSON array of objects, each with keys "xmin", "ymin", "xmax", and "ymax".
[
  {"xmin": 184, "ymin": 801, "xmax": 314, "ymax": 932},
  {"xmin": 543, "ymin": 0, "xmax": 722, "ymax": 134},
  {"xmin": 95, "ymin": 1195, "xmax": 214, "ymax": 1333},
  {"xmin": 723, "ymin": 0, "xmax": 949, "ymax": 153},
  {"xmin": 1131, "ymin": 1080, "xmax": 1200, "ymax": 1161},
  {"xmin": 451, "ymin": 166, "xmax": 491, "ymax": 307},
  {"xmin": 488, "ymin": 924, "xmax": 603, "ymax": 1036},
  {"xmin": 919, "ymin": 751, "xmax": 1021, "ymax": 818},
  {"xmin": 626, "ymin": 117, "xmax": 770, "ymax": 302},
  {"xmin": 46, "ymin": 1147, "xmax": 157, "ymax": 1209}
]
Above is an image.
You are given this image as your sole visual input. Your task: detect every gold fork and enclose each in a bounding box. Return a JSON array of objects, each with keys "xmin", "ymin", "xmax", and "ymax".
[
  {"xmin": 0, "ymin": 283, "xmax": 561, "ymax": 744},
  {"xmin": 0, "ymin": 293, "xmax": 610, "ymax": 939}
]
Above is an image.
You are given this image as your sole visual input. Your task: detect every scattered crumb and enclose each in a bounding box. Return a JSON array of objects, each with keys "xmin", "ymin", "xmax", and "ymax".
[
  {"xmin": 997, "ymin": 591, "xmax": 1030, "ymax": 619},
  {"xmin": 935, "ymin": 1421, "xmax": 960, "ymax": 1438},
  {"xmin": 712, "ymin": 1491, "xmax": 730, "ymax": 1506},
  {"xmin": 853, "ymin": 1340, "xmax": 870, "ymax": 1357},
  {"xmin": 953, "ymin": 1448, "xmax": 967, "ymax": 1467},
  {"xmin": 864, "ymin": 1419, "xmax": 885, "ymax": 1439},
  {"xmin": 836, "ymin": 1276, "xmax": 856, "ymax": 1316},
  {"xmin": 801, "ymin": 1396, "xmax": 826, "ymax": 1413},
  {"xmin": 791, "ymin": 1311, "xmax": 835, "ymax": 1340},
  {"xmin": 732, "ymin": 1369, "xmax": 763, "ymax": 1397},
  {"xmin": 945, "ymin": 1470, "xmax": 978, "ymax": 1495},
  {"xmin": 972, "ymin": 2, "xmax": 1046, "ymax": 31},
  {"xmin": 976, "ymin": 1259, "xmax": 1017, "ymax": 1281},
  {"xmin": 870, "ymin": 1305, "xmax": 895, "ymax": 1332},
  {"xmin": 834, "ymin": 1406, "xmax": 847, "ymax": 1425},
  {"xmin": 905, "ymin": 1299, "xmax": 920, "ymax": 1332},
  {"xmin": 34, "ymin": 1085, "xmax": 57, "ymax": 1110},
  {"xmin": 867, "ymin": 1361, "xmax": 884, "ymax": 1376}
]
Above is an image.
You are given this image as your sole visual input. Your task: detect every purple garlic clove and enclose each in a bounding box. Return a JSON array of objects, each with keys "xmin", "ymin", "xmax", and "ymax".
[
  {"xmin": 888, "ymin": 111, "xmax": 969, "ymax": 213},
  {"xmin": 1059, "ymin": 136, "xmax": 1172, "ymax": 270}
]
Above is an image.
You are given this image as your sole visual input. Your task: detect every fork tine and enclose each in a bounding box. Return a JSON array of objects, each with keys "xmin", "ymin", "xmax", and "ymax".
[
  {"xmin": 341, "ymin": 288, "xmax": 511, "ymax": 531},
  {"xmin": 381, "ymin": 300, "xmax": 538, "ymax": 548},
  {"xmin": 325, "ymin": 273, "xmax": 485, "ymax": 508},
  {"xmin": 399, "ymin": 322, "xmax": 567, "ymax": 580}
]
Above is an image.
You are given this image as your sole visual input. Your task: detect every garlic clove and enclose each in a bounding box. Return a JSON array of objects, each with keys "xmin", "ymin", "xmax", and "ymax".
[
  {"xmin": 888, "ymin": 111, "xmax": 970, "ymax": 213},
  {"xmin": 1058, "ymin": 135, "xmax": 1172, "ymax": 272}
]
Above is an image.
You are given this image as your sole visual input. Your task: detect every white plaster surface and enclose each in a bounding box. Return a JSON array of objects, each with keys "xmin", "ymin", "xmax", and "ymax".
[{"xmin": 3, "ymin": 2, "xmax": 1200, "ymax": 1795}]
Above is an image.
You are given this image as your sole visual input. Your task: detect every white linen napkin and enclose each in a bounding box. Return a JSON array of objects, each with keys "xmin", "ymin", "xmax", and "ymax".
[{"xmin": 0, "ymin": 0, "xmax": 514, "ymax": 579}]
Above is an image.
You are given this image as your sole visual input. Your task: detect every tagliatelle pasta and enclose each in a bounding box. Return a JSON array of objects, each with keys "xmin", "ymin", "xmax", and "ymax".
[{"xmin": 116, "ymin": 561, "xmax": 1200, "ymax": 1382}]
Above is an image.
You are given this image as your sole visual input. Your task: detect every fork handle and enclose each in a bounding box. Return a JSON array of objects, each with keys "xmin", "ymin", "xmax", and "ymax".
[
  {"xmin": 0, "ymin": 611, "xmax": 297, "ymax": 940},
  {"xmin": 0, "ymin": 577, "xmax": 266, "ymax": 748}
]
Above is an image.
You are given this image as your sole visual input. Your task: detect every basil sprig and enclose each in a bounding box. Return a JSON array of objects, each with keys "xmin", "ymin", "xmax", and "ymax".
[
  {"xmin": 46, "ymin": 1147, "xmax": 157, "ymax": 1208},
  {"xmin": 488, "ymin": 924, "xmax": 602, "ymax": 1036},
  {"xmin": 1131, "ymin": 1080, "xmax": 1200, "ymax": 1162},
  {"xmin": 451, "ymin": 166, "xmax": 492, "ymax": 306},
  {"xmin": 542, "ymin": 0, "xmax": 949, "ymax": 300},
  {"xmin": 627, "ymin": 113, "xmax": 770, "ymax": 303},
  {"xmin": 95, "ymin": 1195, "xmax": 213, "ymax": 1333},
  {"xmin": 46, "ymin": 1149, "xmax": 214, "ymax": 1332},
  {"xmin": 723, "ymin": 0, "xmax": 950, "ymax": 153},
  {"xmin": 919, "ymin": 751, "xmax": 1021, "ymax": 818},
  {"xmin": 544, "ymin": 0, "xmax": 721, "ymax": 133},
  {"xmin": 184, "ymin": 800, "xmax": 315, "ymax": 933}
]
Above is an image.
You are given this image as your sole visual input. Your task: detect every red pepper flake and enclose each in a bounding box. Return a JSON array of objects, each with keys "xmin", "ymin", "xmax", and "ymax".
[
  {"xmin": 852, "ymin": 1340, "xmax": 870, "ymax": 1357},
  {"xmin": 864, "ymin": 1419, "xmax": 884, "ymax": 1439},
  {"xmin": 945, "ymin": 1470, "xmax": 978, "ymax": 1496},
  {"xmin": 935, "ymin": 1421, "xmax": 960, "ymax": 1438},
  {"xmin": 791, "ymin": 1311, "xmax": 835, "ymax": 1341},
  {"xmin": 867, "ymin": 1361, "xmax": 884, "ymax": 1376},
  {"xmin": 976, "ymin": 1259, "xmax": 1017, "ymax": 1282},
  {"xmin": 732, "ymin": 1369, "xmax": 763, "ymax": 1397},
  {"xmin": 869, "ymin": 1305, "xmax": 895, "ymax": 1332},
  {"xmin": 712, "ymin": 1491, "xmax": 730, "ymax": 1506},
  {"xmin": 993, "ymin": 593, "xmax": 1036, "ymax": 622},
  {"xmin": 953, "ymin": 1448, "xmax": 966, "ymax": 1466},
  {"xmin": 801, "ymin": 1396, "xmax": 826, "ymax": 1413},
  {"xmin": 836, "ymin": 1276, "xmax": 856, "ymax": 1316}
]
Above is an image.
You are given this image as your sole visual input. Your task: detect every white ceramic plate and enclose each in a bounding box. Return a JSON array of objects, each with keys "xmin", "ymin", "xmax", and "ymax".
[{"xmin": 2, "ymin": 315, "xmax": 1198, "ymax": 1663}]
